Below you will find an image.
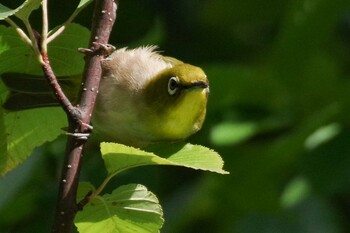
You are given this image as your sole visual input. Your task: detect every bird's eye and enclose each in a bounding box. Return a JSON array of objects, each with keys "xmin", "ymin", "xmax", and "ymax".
[{"xmin": 168, "ymin": 76, "xmax": 179, "ymax": 95}]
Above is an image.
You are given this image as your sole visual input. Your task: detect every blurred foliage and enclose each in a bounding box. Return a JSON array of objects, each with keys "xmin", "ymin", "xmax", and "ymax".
[{"xmin": 1, "ymin": 0, "xmax": 350, "ymax": 232}]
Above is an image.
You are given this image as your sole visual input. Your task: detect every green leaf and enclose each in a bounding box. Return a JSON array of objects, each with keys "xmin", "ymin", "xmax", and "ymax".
[
  {"xmin": 101, "ymin": 142, "xmax": 229, "ymax": 176},
  {"xmin": 304, "ymin": 123, "xmax": 341, "ymax": 150},
  {"xmin": 77, "ymin": 0, "xmax": 93, "ymax": 12},
  {"xmin": 210, "ymin": 121, "xmax": 258, "ymax": 146},
  {"xmin": 0, "ymin": 0, "xmax": 41, "ymax": 21},
  {"xmin": 0, "ymin": 4, "xmax": 15, "ymax": 20},
  {"xmin": 75, "ymin": 184, "xmax": 164, "ymax": 233},
  {"xmin": 15, "ymin": 0, "xmax": 41, "ymax": 21},
  {"xmin": 74, "ymin": 0, "xmax": 92, "ymax": 15},
  {"xmin": 48, "ymin": 24, "xmax": 89, "ymax": 76},
  {"xmin": 0, "ymin": 24, "xmax": 89, "ymax": 75},
  {"xmin": 0, "ymin": 24, "xmax": 89, "ymax": 175},
  {"xmin": 0, "ymin": 107, "xmax": 66, "ymax": 175},
  {"xmin": 0, "ymin": 25, "xmax": 39, "ymax": 74},
  {"xmin": 280, "ymin": 177, "xmax": 311, "ymax": 208}
]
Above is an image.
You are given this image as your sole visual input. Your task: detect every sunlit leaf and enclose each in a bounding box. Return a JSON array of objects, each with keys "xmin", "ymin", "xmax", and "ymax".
[
  {"xmin": 14, "ymin": 0, "xmax": 41, "ymax": 21},
  {"xmin": 0, "ymin": 107, "xmax": 66, "ymax": 175},
  {"xmin": 0, "ymin": 4, "xmax": 15, "ymax": 20},
  {"xmin": 210, "ymin": 121, "xmax": 257, "ymax": 146},
  {"xmin": 304, "ymin": 122, "xmax": 341, "ymax": 150},
  {"xmin": 101, "ymin": 142, "xmax": 229, "ymax": 176},
  {"xmin": 0, "ymin": 24, "xmax": 89, "ymax": 76},
  {"xmin": 75, "ymin": 184, "xmax": 164, "ymax": 233},
  {"xmin": 0, "ymin": 0, "xmax": 41, "ymax": 21},
  {"xmin": 280, "ymin": 176, "xmax": 310, "ymax": 208},
  {"xmin": 77, "ymin": 0, "xmax": 93, "ymax": 11}
]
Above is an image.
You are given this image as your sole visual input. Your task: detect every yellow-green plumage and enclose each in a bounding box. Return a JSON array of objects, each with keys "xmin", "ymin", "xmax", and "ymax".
[{"xmin": 94, "ymin": 46, "xmax": 209, "ymax": 147}]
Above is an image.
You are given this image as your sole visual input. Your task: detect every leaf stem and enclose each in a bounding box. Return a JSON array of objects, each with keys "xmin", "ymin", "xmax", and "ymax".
[
  {"xmin": 47, "ymin": 16, "xmax": 74, "ymax": 44},
  {"xmin": 87, "ymin": 167, "xmax": 139, "ymax": 205},
  {"xmin": 47, "ymin": 1, "xmax": 93, "ymax": 44},
  {"xmin": 90, "ymin": 173, "xmax": 115, "ymax": 200},
  {"xmin": 4, "ymin": 18, "xmax": 32, "ymax": 46},
  {"xmin": 41, "ymin": 0, "xmax": 48, "ymax": 53}
]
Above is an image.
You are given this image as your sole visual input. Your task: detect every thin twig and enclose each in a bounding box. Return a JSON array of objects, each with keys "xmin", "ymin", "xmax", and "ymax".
[
  {"xmin": 41, "ymin": 53, "xmax": 79, "ymax": 119},
  {"xmin": 47, "ymin": 19, "xmax": 71, "ymax": 44},
  {"xmin": 51, "ymin": 0, "xmax": 117, "ymax": 232},
  {"xmin": 47, "ymin": 11, "xmax": 78, "ymax": 44},
  {"xmin": 41, "ymin": 0, "xmax": 89, "ymax": 119},
  {"xmin": 47, "ymin": 1, "xmax": 92, "ymax": 43}
]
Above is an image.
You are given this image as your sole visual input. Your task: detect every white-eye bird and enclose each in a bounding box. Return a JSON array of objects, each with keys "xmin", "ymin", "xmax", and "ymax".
[{"xmin": 1, "ymin": 46, "xmax": 209, "ymax": 147}]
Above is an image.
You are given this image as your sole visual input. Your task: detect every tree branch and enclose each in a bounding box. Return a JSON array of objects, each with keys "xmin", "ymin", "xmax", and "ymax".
[
  {"xmin": 41, "ymin": 53, "xmax": 79, "ymax": 119},
  {"xmin": 51, "ymin": 0, "xmax": 118, "ymax": 232}
]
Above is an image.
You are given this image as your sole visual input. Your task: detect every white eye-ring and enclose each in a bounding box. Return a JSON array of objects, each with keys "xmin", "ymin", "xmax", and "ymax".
[{"xmin": 168, "ymin": 76, "xmax": 179, "ymax": 95}]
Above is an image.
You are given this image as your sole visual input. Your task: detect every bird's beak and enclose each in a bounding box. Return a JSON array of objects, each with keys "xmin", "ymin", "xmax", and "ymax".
[{"xmin": 184, "ymin": 81, "xmax": 209, "ymax": 90}]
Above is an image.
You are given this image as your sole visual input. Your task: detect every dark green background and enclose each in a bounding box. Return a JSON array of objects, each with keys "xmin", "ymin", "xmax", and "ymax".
[{"xmin": 1, "ymin": 0, "xmax": 350, "ymax": 232}]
